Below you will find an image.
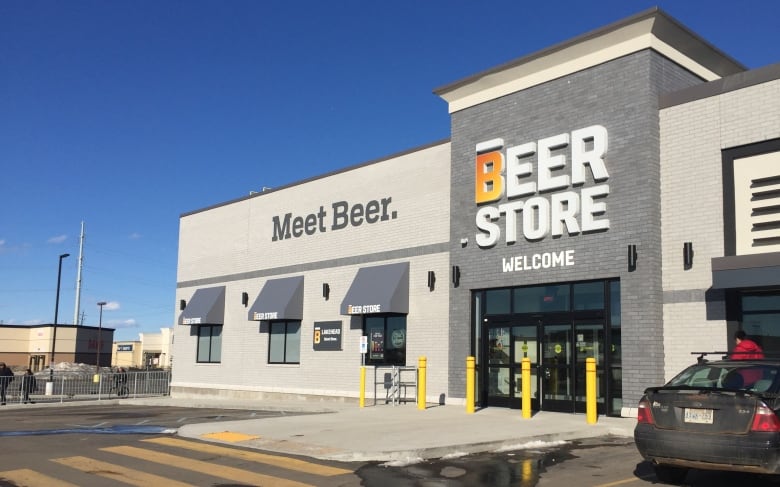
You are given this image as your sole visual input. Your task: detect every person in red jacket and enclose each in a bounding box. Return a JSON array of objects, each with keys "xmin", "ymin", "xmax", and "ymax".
[{"xmin": 732, "ymin": 330, "xmax": 764, "ymax": 359}]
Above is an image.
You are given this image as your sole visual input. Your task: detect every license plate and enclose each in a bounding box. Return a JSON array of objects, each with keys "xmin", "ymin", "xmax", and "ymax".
[{"xmin": 684, "ymin": 408, "xmax": 713, "ymax": 424}]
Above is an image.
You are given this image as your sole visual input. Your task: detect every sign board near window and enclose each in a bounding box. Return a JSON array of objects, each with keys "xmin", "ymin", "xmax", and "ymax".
[
  {"xmin": 117, "ymin": 344, "xmax": 133, "ymax": 352},
  {"xmin": 370, "ymin": 328, "xmax": 384, "ymax": 360},
  {"xmin": 313, "ymin": 321, "xmax": 342, "ymax": 351}
]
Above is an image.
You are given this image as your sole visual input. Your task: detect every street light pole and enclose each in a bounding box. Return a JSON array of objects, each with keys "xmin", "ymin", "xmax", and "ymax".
[
  {"xmin": 51, "ymin": 253, "xmax": 70, "ymax": 379},
  {"xmin": 96, "ymin": 301, "xmax": 107, "ymax": 374}
]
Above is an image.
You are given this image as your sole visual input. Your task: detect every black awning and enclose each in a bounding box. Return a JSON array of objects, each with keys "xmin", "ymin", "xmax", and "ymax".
[
  {"xmin": 179, "ymin": 286, "xmax": 225, "ymax": 325},
  {"xmin": 340, "ymin": 262, "xmax": 409, "ymax": 315},
  {"xmin": 248, "ymin": 276, "xmax": 304, "ymax": 321},
  {"xmin": 711, "ymin": 252, "xmax": 780, "ymax": 289}
]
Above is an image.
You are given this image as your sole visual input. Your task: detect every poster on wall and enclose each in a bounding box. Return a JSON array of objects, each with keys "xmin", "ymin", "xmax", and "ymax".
[
  {"xmin": 313, "ymin": 321, "xmax": 342, "ymax": 351},
  {"xmin": 370, "ymin": 328, "xmax": 384, "ymax": 360}
]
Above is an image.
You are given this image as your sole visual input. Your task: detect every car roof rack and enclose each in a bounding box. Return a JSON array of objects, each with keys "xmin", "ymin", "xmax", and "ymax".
[
  {"xmin": 691, "ymin": 352, "xmax": 730, "ymax": 364},
  {"xmin": 691, "ymin": 351, "xmax": 780, "ymax": 364}
]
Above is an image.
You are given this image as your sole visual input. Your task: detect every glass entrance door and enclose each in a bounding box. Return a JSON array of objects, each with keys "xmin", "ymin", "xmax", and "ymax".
[
  {"xmin": 484, "ymin": 324, "xmax": 538, "ymax": 410},
  {"xmin": 541, "ymin": 323, "xmax": 572, "ymax": 412},
  {"xmin": 540, "ymin": 321, "xmax": 605, "ymax": 413},
  {"xmin": 574, "ymin": 322, "xmax": 605, "ymax": 414},
  {"xmin": 482, "ymin": 318, "xmax": 606, "ymax": 413}
]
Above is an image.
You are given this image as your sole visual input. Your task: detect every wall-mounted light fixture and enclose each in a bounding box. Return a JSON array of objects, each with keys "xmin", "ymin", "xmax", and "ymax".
[
  {"xmin": 452, "ymin": 265, "xmax": 461, "ymax": 288},
  {"xmin": 322, "ymin": 283, "xmax": 330, "ymax": 300},
  {"xmin": 683, "ymin": 242, "xmax": 694, "ymax": 270},
  {"xmin": 179, "ymin": 299, "xmax": 186, "ymax": 311},
  {"xmin": 241, "ymin": 292, "xmax": 249, "ymax": 307},
  {"xmin": 427, "ymin": 271, "xmax": 436, "ymax": 291},
  {"xmin": 627, "ymin": 245, "xmax": 638, "ymax": 272}
]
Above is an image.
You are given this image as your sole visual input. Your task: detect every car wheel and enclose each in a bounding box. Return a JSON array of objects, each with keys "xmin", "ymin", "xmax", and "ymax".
[{"xmin": 654, "ymin": 465, "xmax": 688, "ymax": 484}]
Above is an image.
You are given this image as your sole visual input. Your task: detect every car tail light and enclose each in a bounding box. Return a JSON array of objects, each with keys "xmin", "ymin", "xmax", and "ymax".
[
  {"xmin": 751, "ymin": 403, "xmax": 780, "ymax": 432},
  {"xmin": 637, "ymin": 397, "xmax": 655, "ymax": 425}
]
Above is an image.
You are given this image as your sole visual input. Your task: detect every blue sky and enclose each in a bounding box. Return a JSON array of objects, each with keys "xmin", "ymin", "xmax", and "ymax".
[{"xmin": 2, "ymin": 0, "xmax": 779, "ymax": 341}]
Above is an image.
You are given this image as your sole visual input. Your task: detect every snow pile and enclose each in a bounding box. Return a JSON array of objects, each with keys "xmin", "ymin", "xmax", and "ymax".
[{"xmin": 22, "ymin": 362, "xmax": 111, "ymax": 378}]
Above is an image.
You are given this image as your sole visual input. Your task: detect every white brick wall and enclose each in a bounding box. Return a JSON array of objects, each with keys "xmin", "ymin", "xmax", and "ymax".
[
  {"xmin": 660, "ymin": 79, "xmax": 780, "ymax": 379},
  {"xmin": 178, "ymin": 143, "xmax": 451, "ymax": 283},
  {"xmin": 172, "ymin": 142, "xmax": 453, "ymax": 403}
]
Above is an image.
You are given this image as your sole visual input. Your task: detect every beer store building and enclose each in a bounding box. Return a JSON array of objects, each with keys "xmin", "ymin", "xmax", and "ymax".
[{"xmin": 172, "ymin": 8, "xmax": 780, "ymax": 417}]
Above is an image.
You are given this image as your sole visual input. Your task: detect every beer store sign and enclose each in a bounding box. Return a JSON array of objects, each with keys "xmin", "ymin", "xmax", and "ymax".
[{"xmin": 313, "ymin": 321, "xmax": 342, "ymax": 351}]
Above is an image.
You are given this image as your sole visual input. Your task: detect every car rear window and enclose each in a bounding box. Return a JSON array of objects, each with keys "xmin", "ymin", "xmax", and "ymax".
[{"xmin": 667, "ymin": 363, "xmax": 779, "ymax": 392}]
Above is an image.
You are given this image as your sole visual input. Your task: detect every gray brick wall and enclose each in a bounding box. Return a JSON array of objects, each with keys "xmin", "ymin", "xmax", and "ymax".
[{"xmin": 447, "ymin": 50, "xmax": 703, "ymax": 408}]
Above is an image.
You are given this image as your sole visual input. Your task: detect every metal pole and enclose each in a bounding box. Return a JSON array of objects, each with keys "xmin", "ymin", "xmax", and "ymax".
[
  {"xmin": 586, "ymin": 357, "xmax": 597, "ymax": 424},
  {"xmin": 96, "ymin": 301, "xmax": 107, "ymax": 374},
  {"xmin": 73, "ymin": 221, "xmax": 85, "ymax": 325},
  {"xmin": 50, "ymin": 253, "xmax": 70, "ymax": 380},
  {"xmin": 417, "ymin": 356, "xmax": 427, "ymax": 410},
  {"xmin": 522, "ymin": 357, "xmax": 531, "ymax": 419},
  {"xmin": 359, "ymin": 366, "xmax": 366, "ymax": 408},
  {"xmin": 466, "ymin": 356, "xmax": 475, "ymax": 414}
]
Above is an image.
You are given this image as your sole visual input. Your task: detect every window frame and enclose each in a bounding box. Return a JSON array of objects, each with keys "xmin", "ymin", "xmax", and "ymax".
[
  {"xmin": 268, "ymin": 320, "xmax": 301, "ymax": 365},
  {"xmin": 196, "ymin": 324, "xmax": 222, "ymax": 364},
  {"xmin": 363, "ymin": 314, "xmax": 407, "ymax": 366}
]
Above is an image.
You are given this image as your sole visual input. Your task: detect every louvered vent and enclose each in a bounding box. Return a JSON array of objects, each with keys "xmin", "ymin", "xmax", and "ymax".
[
  {"xmin": 734, "ymin": 151, "xmax": 780, "ymax": 255},
  {"xmin": 750, "ymin": 174, "xmax": 780, "ymax": 247}
]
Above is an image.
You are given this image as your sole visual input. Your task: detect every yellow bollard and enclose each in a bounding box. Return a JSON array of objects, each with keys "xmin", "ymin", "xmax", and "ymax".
[
  {"xmin": 586, "ymin": 357, "xmax": 597, "ymax": 424},
  {"xmin": 521, "ymin": 358, "xmax": 531, "ymax": 419},
  {"xmin": 417, "ymin": 356, "xmax": 427, "ymax": 410},
  {"xmin": 359, "ymin": 366, "xmax": 366, "ymax": 408},
  {"xmin": 466, "ymin": 356, "xmax": 475, "ymax": 414}
]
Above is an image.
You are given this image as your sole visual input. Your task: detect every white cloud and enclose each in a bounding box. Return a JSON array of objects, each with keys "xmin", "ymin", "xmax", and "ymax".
[
  {"xmin": 102, "ymin": 301, "xmax": 120, "ymax": 311},
  {"xmin": 47, "ymin": 234, "xmax": 67, "ymax": 244},
  {"xmin": 0, "ymin": 239, "xmax": 5, "ymax": 247},
  {"xmin": 129, "ymin": 232, "xmax": 142, "ymax": 240},
  {"xmin": 107, "ymin": 319, "xmax": 138, "ymax": 329}
]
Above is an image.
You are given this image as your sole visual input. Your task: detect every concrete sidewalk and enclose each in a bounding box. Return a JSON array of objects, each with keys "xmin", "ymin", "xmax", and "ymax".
[{"xmin": 134, "ymin": 397, "xmax": 637, "ymax": 463}]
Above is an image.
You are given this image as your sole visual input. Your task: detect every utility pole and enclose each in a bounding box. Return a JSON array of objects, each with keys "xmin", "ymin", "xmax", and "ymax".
[{"xmin": 73, "ymin": 221, "xmax": 85, "ymax": 326}]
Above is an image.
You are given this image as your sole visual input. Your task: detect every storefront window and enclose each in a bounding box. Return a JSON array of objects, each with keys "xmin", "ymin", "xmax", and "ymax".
[
  {"xmin": 269, "ymin": 321, "xmax": 300, "ymax": 364},
  {"xmin": 741, "ymin": 292, "xmax": 780, "ymax": 353},
  {"xmin": 485, "ymin": 289, "xmax": 511, "ymax": 314},
  {"xmin": 743, "ymin": 293, "xmax": 780, "ymax": 311},
  {"xmin": 610, "ymin": 281, "xmax": 621, "ymax": 327},
  {"xmin": 197, "ymin": 325, "xmax": 222, "ymax": 363},
  {"xmin": 609, "ymin": 280, "xmax": 622, "ymax": 414},
  {"xmin": 514, "ymin": 284, "xmax": 569, "ymax": 313},
  {"xmin": 365, "ymin": 315, "xmax": 407, "ymax": 366},
  {"xmin": 573, "ymin": 281, "xmax": 604, "ymax": 310},
  {"xmin": 476, "ymin": 278, "xmax": 623, "ymax": 415}
]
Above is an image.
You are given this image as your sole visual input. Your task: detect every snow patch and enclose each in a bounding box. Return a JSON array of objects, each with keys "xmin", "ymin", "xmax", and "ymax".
[
  {"xmin": 493, "ymin": 439, "xmax": 568, "ymax": 452},
  {"xmin": 380, "ymin": 456, "xmax": 425, "ymax": 467},
  {"xmin": 441, "ymin": 451, "xmax": 471, "ymax": 459}
]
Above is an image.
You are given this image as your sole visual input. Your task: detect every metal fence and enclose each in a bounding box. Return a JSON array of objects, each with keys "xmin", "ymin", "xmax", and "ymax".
[
  {"xmin": 1, "ymin": 370, "xmax": 171, "ymax": 405},
  {"xmin": 373, "ymin": 365, "xmax": 417, "ymax": 406}
]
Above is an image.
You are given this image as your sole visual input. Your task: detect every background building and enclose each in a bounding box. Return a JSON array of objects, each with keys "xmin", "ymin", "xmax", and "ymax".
[
  {"xmin": 112, "ymin": 328, "xmax": 173, "ymax": 369},
  {"xmin": 0, "ymin": 324, "xmax": 114, "ymax": 371}
]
